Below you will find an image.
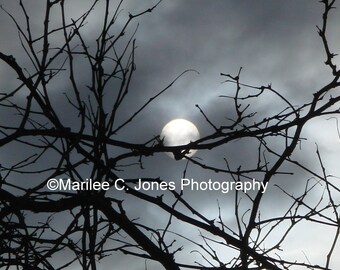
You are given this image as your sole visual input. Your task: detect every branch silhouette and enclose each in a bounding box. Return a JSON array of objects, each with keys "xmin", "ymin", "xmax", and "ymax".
[{"xmin": 0, "ymin": 1, "xmax": 339, "ymax": 269}]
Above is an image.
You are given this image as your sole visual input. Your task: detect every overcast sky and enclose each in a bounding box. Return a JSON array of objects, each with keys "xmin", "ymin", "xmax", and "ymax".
[{"xmin": 1, "ymin": 0, "xmax": 340, "ymax": 269}]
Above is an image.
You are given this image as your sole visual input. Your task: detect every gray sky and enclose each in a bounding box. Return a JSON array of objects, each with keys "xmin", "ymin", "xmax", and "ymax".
[{"xmin": 1, "ymin": 0, "xmax": 340, "ymax": 269}]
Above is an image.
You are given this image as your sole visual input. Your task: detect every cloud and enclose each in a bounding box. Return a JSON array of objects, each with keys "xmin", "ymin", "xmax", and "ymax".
[{"xmin": 1, "ymin": 0, "xmax": 340, "ymax": 269}]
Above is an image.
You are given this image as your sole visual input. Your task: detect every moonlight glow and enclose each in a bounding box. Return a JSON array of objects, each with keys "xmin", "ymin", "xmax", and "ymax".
[{"xmin": 160, "ymin": 119, "xmax": 200, "ymax": 158}]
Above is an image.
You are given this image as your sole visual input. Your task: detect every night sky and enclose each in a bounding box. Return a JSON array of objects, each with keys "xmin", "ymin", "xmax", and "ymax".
[{"xmin": 1, "ymin": 0, "xmax": 340, "ymax": 269}]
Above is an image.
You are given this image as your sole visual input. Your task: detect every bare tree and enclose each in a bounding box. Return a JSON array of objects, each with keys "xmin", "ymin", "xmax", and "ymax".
[{"xmin": 0, "ymin": 0, "xmax": 339, "ymax": 269}]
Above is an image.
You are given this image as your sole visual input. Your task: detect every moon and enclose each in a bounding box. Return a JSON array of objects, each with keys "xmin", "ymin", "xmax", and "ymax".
[{"xmin": 160, "ymin": 119, "xmax": 200, "ymax": 159}]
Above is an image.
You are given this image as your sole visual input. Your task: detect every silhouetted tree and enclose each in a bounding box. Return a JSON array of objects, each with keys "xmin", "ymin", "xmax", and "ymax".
[{"xmin": 0, "ymin": 0, "xmax": 339, "ymax": 269}]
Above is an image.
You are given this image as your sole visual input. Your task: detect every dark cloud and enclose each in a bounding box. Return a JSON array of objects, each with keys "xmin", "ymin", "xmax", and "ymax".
[{"xmin": 1, "ymin": 0, "xmax": 340, "ymax": 269}]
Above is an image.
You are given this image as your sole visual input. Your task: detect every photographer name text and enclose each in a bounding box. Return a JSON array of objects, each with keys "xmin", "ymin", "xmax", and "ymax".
[{"xmin": 47, "ymin": 178, "xmax": 268, "ymax": 194}]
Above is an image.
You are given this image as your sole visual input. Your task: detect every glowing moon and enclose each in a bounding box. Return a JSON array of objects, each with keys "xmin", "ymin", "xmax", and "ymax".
[{"xmin": 160, "ymin": 119, "xmax": 200, "ymax": 159}]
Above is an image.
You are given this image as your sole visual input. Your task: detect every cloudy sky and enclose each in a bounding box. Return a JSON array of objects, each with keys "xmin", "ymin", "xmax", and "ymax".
[{"xmin": 1, "ymin": 0, "xmax": 340, "ymax": 269}]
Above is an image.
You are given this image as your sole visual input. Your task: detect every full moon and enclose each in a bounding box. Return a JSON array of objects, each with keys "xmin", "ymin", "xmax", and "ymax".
[{"xmin": 160, "ymin": 119, "xmax": 200, "ymax": 159}]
